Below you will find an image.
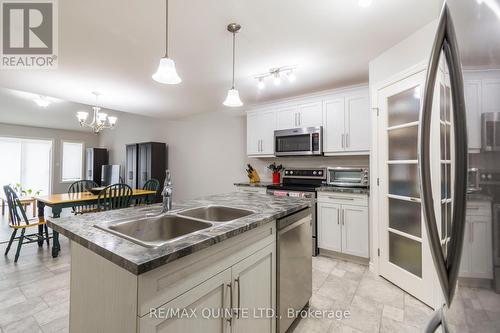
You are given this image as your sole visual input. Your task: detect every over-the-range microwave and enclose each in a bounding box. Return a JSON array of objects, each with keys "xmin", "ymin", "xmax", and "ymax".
[{"xmin": 274, "ymin": 126, "xmax": 323, "ymax": 156}]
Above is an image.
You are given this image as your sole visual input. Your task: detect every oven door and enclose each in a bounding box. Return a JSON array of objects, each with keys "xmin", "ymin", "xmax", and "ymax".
[
  {"xmin": 274, "ymin": 127, "xmax": 322, "ymax": 156},
  {"xmin": 328, "ymin": 168, "xmax": 365, "ymax": 187}
]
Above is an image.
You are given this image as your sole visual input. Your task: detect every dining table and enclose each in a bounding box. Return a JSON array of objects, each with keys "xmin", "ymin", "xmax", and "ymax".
[{"xmin": 34, "ymin": 189, "xmax": 157, "ymax": 258}]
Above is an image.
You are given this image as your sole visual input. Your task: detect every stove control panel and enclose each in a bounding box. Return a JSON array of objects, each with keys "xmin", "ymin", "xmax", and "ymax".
[
  {"xmin": 479, "ymin": 170, "xmax": 500, "ymax": 185},
  {"xmin": 283, "ymin": 168, "xmax": 326, "ymax": 179}
]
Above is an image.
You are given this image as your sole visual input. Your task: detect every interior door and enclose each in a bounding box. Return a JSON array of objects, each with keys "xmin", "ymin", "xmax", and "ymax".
[{"xmin": 377, "ymin": 70, "xmax": 435, "ymax": 306}]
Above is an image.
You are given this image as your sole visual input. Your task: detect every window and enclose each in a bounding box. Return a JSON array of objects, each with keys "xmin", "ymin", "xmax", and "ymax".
[
  {"xmin": 0, "ymin": 137, "xmax": 52, "ymax": 196},
  {"xmin": 62, "ymin": 141, "xmax": 83, "ymax": 182}
]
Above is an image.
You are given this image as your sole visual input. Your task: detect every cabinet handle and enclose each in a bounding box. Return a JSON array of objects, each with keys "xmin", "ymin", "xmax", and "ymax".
[
  {"xmin": 342, "ymin": 209, "xmax": 345, "ymax": 225},
  {"xmin": 470, "ymin": 223, "xmax": 473, "ymax": 243},
  {"xmin": 298, "ymin": 113, "xmax": 301, "ymax": 126},
  {"xmin": 341, "ymin": 134, "xmax": 345, "ymax": 148},
  {"xmin": 235, "ymin": 277, "xmax": 241, "ymax": 318},
  {"xmin": 294, "ymin": 113, "xmax": 298, "ymax": 127},
  {"xmin": 337, "ymin": 209, "xmax": 340, "ymax": 225},
  {"xmin": 226, "ymin": 283, "xmax": 233, "ymax": 325},
  {"xmin": 346, "ymin": 133, "xmax": 350, "ymax": 148},
  {"xmin": 328, "ymin": 196, "xmax": 354, "ymax": 200}
]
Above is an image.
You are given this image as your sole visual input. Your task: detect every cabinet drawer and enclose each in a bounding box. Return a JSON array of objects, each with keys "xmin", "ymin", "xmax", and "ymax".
[
  {"xmin": 236, "ymin": 186, "xmax": 267, "ymax": 195},
  {"xmin": 466, "ymin": 201, "xmax": 492, "ymax": 217},
  {"xmin": 317, "ymin": 192, "xmax": 368, "ymax": 206}
]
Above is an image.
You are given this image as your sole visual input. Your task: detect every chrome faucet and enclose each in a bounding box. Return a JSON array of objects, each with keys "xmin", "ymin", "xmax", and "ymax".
[{"xmin": 161, "ymin": 170, "xmax": 173, "ymax": 213}]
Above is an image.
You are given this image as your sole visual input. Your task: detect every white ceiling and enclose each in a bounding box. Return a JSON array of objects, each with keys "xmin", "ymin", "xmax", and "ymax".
[{"xmin": 0, "ymin": 0, "xmax": 442, "ymax": 119}]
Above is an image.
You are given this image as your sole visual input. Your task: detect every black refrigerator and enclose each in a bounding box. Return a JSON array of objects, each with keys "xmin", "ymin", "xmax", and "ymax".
[
  {"xmin": 125, "ymin": 142, "xmax": 167, "ymax": 202},
  {"xmin": 85, "ymin": 148, "xmax": 108, "ymax": 186}
]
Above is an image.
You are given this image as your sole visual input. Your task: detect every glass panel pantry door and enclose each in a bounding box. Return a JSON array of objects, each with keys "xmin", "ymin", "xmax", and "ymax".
[{"xmin": 378, "ymin": 70, "xmax": 436, "ymax": 307}]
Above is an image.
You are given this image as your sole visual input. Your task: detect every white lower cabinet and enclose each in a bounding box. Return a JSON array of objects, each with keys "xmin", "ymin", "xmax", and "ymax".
[
  {"xmin": 459, "ymin": 201, "xmax": 493, "ymax": 279},
  {"xmin": 139, "ymin": 241, "xmax": 276, "ymax": 333},
  {"xmin": 317, "ymin": 193, "xmax": 369, "ymax": 258},
  {"xmin": 139, "ymin": 268, "xmax": 232, "ymax": 333}
]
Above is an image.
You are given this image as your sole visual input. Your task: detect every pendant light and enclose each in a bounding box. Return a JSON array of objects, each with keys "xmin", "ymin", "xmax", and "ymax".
[
  {"xmin": 223, "ymin": 23, "xmax": 243, "ymax": 107},
  {"xmin": 152, "ymin": 0, "xmax": 181, "ymax": 84}
]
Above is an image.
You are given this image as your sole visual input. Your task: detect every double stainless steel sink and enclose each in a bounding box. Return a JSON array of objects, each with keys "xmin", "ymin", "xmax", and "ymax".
[{"xmin": 95, "ymin": 206, "xmax": 254, "ymax": 248}]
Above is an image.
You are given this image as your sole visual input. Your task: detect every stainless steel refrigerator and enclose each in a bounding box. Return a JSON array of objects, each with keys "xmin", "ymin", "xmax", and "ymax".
[{"xmin": 421, "ymin": 1, "xmax": 500, "ymax": 332}]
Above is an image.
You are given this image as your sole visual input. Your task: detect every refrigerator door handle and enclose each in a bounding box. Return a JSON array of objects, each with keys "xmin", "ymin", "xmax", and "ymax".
[{"xmin": 419, "ymin": 3, "xmax": 468, "ymax": 308}]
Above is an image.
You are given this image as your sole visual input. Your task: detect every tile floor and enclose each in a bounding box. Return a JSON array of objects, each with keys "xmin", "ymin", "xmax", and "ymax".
[{"xmin": 1, "ymin": 237, "xmax": 499, "ymax": 333}]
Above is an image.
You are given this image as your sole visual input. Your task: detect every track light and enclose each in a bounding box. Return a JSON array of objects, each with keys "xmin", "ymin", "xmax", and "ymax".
[
  {"xmin": 253, "ymin": 66, "xmax": 296, "ymax": 90},
  {"xmin": 273, "ymin": 72, "xmax": 281, "ymax": 86},
  {"xmin": 287, "ymin": 71, "xmax": 296, "ymax": 83},
  {"xmin": 257, "ymin": 78, "xmax": 265, "ymax": 90}
]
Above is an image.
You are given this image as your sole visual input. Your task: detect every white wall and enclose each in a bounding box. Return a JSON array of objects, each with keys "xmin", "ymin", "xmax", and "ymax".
[
  {"xmin": 0, "ymin": 122, "xmax": 100, "ymax": 194},
  {"xmin": 99, "ymin": 106, "xmax": 370, "ymax": 202}
]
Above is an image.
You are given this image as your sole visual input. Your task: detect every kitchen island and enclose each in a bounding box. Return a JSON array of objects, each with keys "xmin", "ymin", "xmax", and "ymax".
[{"xmin": 47, "ymin": 192, "xmax": 311, "ymax": 333}]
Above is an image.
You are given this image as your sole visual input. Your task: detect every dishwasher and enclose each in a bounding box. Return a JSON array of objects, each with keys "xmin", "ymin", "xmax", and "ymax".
[{"xmin": 277, "ymin": 207, "xmax": 312, "ymax": 333}]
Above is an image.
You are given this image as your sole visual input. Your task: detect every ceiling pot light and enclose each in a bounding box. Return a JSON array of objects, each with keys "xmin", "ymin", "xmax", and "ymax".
[
  {"xmin": 223, "ymin": 23, "xmax": 243, "ymax": 107},
  {"xmin": 34, "ymin": 95, "xmax": 50, "ymax": 108},
  {"xmin": 287, "ymin": 71, "xmax": 296, "ymax": 83},
  {"xmin": 257, "ymin": 78, "xmax": 265, "ymax": 90},
  {"xmin": 152, "ymin": 0, "xmax": 181, "ymax": 84},
  {"xmin": 358, "ymin": 0, "xmax": 372, "ymax": 7}
]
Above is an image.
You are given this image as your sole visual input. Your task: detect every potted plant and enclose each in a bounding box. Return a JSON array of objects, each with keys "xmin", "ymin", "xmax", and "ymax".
[
  {"xmin": 10, "ymin": 183, "xmax": 42, "ymax": 197},
  {"xmin": 267, "ymin": 163, "xmax": 283, "ymax": 184}
]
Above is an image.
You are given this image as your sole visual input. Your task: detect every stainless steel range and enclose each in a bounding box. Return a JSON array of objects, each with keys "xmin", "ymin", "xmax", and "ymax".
[{"xmin": 267, "ymin": 167, "xmax": 326, "ymax": 256}]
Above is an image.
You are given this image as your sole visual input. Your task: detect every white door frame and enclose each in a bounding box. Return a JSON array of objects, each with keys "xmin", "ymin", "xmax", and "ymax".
[{"xmin": 369, "ymin": 61, "xmax": 443, "ymax": 309}]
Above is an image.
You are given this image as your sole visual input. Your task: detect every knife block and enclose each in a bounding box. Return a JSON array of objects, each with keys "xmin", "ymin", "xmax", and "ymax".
[{"xmin": 248, "ymin": 170, "xmax": 261, "ymax": 183}]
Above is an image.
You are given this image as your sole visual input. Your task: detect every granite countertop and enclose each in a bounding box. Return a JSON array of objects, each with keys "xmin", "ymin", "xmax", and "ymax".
[
  {"xmin": 233, "ymin": 181, "xmax": 274, "ymax": 188},
  {"xmin": 316, "ymin": 185, "xmax": 370, "ymax": 195},
  {"xmin": 47, "ymin": 192, "xmax": 311, "ymax": 275}
]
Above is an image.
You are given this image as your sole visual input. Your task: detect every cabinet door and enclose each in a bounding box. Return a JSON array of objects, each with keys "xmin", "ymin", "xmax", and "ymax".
[
  {"xmin": 341, "ymin": 205, "xmax": 369, "ymax": 258},
  {"xmin": 138, "ymin": 143, "xmax": 152, "ymax": 189},
  {"xmin": 139, "ymin": 268, "xmax": 232, "ymax": 333},
  {"xmin": 246, "ymin": 112, "xmax": 260, "ymax": 155},
  {"xmin": 469, "ymin": 216, "xmax": 493, "ymax": 278},
  {"xmin": 297, "ymin": 102, "xmax": 322, "ymax": 128},
  {"xmin": 125, "ymin": 145, "xmax": 137, "ymax": 188},
  {"xmin": 345, "ymin": 94, "xmax": 370, "ymax": 152},
  {"xmin": 231, "ymin": 244, "xmax": 275, "ymax": 333},
  {"xmin": 464, "ymin": 80, "xmax": 482, "ymax": 151},
  {"xmin": 260, "ymin": 111, "xmax": 277, "ymax": 155},
  {"xmin": 460, "ymin": 219, "xmax": 472, "ymax": 276},
  {"xmin": 323, "ymin": 98, "xmax": 345, "ymax": 153},
  {"xmin": 276, "ymin": 106, "xmax": 298, "ymax": 130},
  {"xmin": 317, "ymin": 202, "xmax": 342, "ymax": 252}
]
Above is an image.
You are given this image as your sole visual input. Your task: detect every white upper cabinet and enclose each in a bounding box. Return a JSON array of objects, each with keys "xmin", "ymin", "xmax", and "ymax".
[
  {"xmin": 482, "ymin": 79, "xmax": 500, "ymax": 112},
  {"xmin": 345, "ymin": 94, "xmax": 371, "ymax": 152},
  {"xmin": 246, "ymin": 85, "xmax": 370, "ymax": 157},
  {"xmin": 464, "ymin": 80, "xmax": 482, "ymax": 151},
  {"xmin": 297, "ymin": 102, "xmax": 323, "ymax": 128},
  {"xmin": 276, "ymin": 106, "xmax": 298, "ymax": 129},
  {"xmin": 247, "ymin": 110, "xmax": 276, "ymax": 156},
  {"xmin": 323, "ymin": 98, "xmax": 345, "ymax": 153},
  {"xmin": 323, "ymin": 88, "xmax": 370, "ymax": 155}
]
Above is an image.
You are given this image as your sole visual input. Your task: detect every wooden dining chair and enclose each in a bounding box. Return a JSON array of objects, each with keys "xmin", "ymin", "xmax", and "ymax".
[
  {"xmin": 97, "ymin": 184, "xmax": 133, "ymax": 212},
  {"xmin": 68, "ymin": 180, "xmax": 98, "ymax": 214},
  {"xmin": 3, "ymin": 185, "xmax": 50, "ymax": 262},
  {"xmin": 140, "ymin": 179, "xmax": 160, "ymax": 205}
]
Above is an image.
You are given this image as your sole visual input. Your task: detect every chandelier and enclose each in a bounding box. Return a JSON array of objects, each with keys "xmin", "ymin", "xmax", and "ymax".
[{"xmin": 76, "ymin": 92, "xmax": 117, "ymax": 134}]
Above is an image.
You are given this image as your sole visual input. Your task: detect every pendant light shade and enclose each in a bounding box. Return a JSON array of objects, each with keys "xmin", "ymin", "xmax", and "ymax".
[
  {"xmin": 223, "ymin": 88, "xmax": 243, "ymax": 107},
  {"xmin": 152, "ymin": 0, "xmax": 181, "ymax": 85},
  {"xmin": 152, "ymin": 57, "xmax": 181, "ymax": 84},
  {"xmin": 223, "ymin": 23, "xmax": 243, "ymax": 107}
]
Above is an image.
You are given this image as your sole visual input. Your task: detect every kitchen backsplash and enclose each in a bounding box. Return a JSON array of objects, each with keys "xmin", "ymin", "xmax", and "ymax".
[{"xmin": 245, "ymin": 155, "xmax": 370, "ymax": 181}]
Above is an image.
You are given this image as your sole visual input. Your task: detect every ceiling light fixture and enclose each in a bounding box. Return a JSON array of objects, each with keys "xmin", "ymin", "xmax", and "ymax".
[
  {"xmin": 257, "ymin": 78, "xmax": 265, "ymax": 90},
  {"xmin": 33, "ymin": 95, "xmax": 51, "ymax": 108},
  {"xmin": 152, "ymin": 0, "xmax": 181, "ymax": 84},
  {"xmin": 76, "ymin": 92, "xmax": 118, "ymax": 134},
  {"xmin": 358, "ymin": 0, "xmax": 372, "ymax": 8},
  {"xmin": 254, "ymin": 66, "xmax": 297, "ymax": 90},
  {"xmin": 223, "ymin": 23, "xmax": 243, "ymax": 107},
  {"xmin": 273, "ymin": 71, "xmax": 281, "ymax": 86}
]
